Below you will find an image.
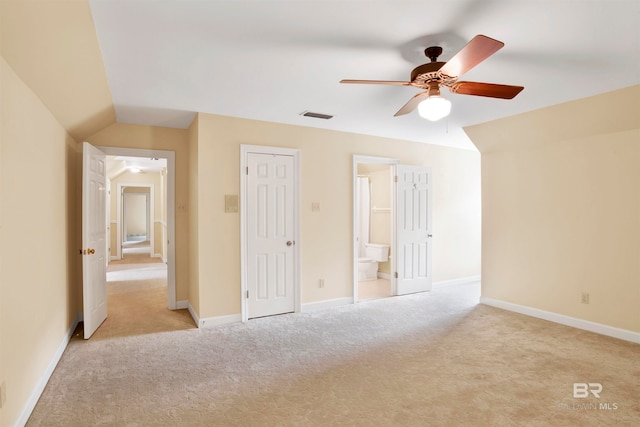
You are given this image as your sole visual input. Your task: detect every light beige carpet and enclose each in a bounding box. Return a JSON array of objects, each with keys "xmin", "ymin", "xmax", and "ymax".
[
  {"xmin": 91, "ymin": 257, "xmax": 195, "ymax": 340},
  {"xmin": 28, "ymin": 282, "xmax": 639, "ymax": 426}
]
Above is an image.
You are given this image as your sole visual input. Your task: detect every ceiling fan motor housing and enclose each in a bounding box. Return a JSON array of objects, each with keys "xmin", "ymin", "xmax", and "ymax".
[{"xmin": 410, "ymin": 62, "xmax": 458, "ymax": 88}]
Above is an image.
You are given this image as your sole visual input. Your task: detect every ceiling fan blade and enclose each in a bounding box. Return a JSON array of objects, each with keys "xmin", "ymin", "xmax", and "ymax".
[
  {"xmin": 340, "ymin": 79, "xmax": 411, "ymax": 86},
  {"xmin": 450, "ymin": 81, "xmax": 524, "ymax": 99},
  {"xmin": 439, "ymin": 35, "xmax": 504, "ymax": 78},
  {"xmin": 394, "ymin": 91, "xmax": 430, "ymax": 116}
]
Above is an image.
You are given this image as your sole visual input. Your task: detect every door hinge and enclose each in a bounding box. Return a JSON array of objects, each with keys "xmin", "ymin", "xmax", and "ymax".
[
  {"xmin": 246, "ymin": 166, "xmax": 249, "ymax": 175},
  {"xmin": 246, "ymin": 290, "xmax": 249, "ymax": 299},
  {"xmin": 394, "ymin": 272, "xmax": 398, "ymax": 279},
  {"xmin": 394, "ymin": 175, "xmax": 398, "ymax": 183}
]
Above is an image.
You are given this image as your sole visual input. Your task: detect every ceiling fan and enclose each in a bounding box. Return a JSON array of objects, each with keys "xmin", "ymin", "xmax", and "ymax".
[{"xmin": 340, "ymin": 35, "xmax": 524, "ymax": 121}]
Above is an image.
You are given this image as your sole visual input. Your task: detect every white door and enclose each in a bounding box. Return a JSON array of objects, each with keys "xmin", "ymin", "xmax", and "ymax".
[
  {"xmin": 246, "ymin": 152, "xmax": 296, "ymax": 318},
  {"xmin": 82, "ymin": 142, "xmax": 108, "ymax": 338},
  {"xmin": 396, "ymin": 165, "xmax": 432, "ymax": 295}
]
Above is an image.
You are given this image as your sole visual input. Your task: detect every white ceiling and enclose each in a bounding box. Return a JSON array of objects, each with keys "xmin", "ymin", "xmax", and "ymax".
[
  {"xmin": 89, "ymin": 0, "xmax": 640, "ymax": 151},
  {"xmin": 107, "ymin": 155, "xmax": 167, "ymax": 179}
]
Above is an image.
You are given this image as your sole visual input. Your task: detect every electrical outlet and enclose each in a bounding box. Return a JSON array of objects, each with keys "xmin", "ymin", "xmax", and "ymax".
[
  {"xmin": 581, "ymin": 292, "xmax": 590, "ymax": 304},
  {"xmin": 177, "ymin": 203, "xmax": 187, "ymax": 213},
  {"xmin": 319, "ymin": 279, "xmax": 325, "ymax": 288},
  {"xmin": 1, "ymin": 381, "xmax": 6, "ymax": 408}
]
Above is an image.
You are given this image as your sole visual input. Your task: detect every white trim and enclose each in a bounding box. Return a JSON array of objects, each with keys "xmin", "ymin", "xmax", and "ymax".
[
  {"xmin": 377, "ymin": 272, "xmax": 391, "ymax": 280},
  {"xmin": 240, "ymin": 145, "xmax": 301, "ymax": 322},
  {"xmin": 154, "ymin": 219, "xmax": 167, "ymax": 226},
  {"xmin": 432, "ymin": 275, "xmax": 481, "ymax": 289},
  {"xmin": 352, "ymin": 155, "xmax": 399, "ymax": 303},
  {"xmin": 199, "ymin": 313, "xmax": 242, "ymax": 329},
  {"xmin": 176, "ymin": 300, "xmax": 189, "ymax": 309},
  {"xmin": 187, "ymin": 302, "xmax": 242, "ymax": 329},
  {"xmin": 480, "ymin": 297, "xmax": 640, "ymax": 344},
  {"xmin": 301, "ymin": 297, "xmax": 354, "ymax": 312},
  {"xmin": 110, "ymin": 255, "xmax": 119, "ymax": 261},
  {"xmin": 99, "ymin": 146, "xmax": 177, "ymax": 310},
  {"xmin": 187, "ymin": 302, "xmax": 200, "ymax": 327},
  {"xmin": 16, "ymin": 314, "xmax": 81, "ymax": 426},
  {"xmin": 153, "ymin": 253, "xmax": 163, "ymax": 259}
]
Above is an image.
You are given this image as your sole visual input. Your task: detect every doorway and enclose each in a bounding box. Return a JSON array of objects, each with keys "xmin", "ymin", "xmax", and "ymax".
[
  {"xmin": 117, "ymin": 183, "xmax": 154, "ymax": 260},
  {"xmin": 123, "ymin": 191, "xmax": 149, "ymax": 245},
  {"xmin": 99, "ymin": 146, "xmax": 177, "ymax": 310},
  {"xmin": 353, "ymin": 156, "xmax": 397, "ymax": 302},
  {"xmin": 82, "ymin": 144, "xmax": 190, "ymax": 339},
  {"xmin": 353, "ymin": 156, "xmax": 433, "ymax": 303},
  {"xmin": 240, "ymin": 145, "xmax": 301, "ymax": 321}
]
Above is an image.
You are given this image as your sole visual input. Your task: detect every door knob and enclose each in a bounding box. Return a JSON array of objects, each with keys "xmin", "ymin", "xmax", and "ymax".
[
  {"xmin": 286, "ymin": 241, "xmax": 294, "ymax": 246},
  {"xmin": 88, "ymin": 248, "xmax": 95, "ymax": 255}
]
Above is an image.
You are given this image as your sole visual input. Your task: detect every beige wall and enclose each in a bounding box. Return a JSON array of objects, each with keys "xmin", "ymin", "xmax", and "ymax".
[
  {"xmin": 87, "ymin": 124, "xmax": 189, "ymax": 301},
  {"xmin": 0, "ymin": 0, "xmax": 114, "ymax": 142},
  {"xmin": 465, "ymin": 85, "xmax": 640, "ymax": 332},
  {"xmin": 0, "ymin": 56, "xmax": 79, "ymax": 427},
  {"xmin": 191, "ymin": 113, "xmax": 481, "ymax": 319}
]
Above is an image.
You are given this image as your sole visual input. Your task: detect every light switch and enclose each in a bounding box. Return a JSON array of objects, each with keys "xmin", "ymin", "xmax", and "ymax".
[{"xmin": 225, "ymin": 195, "xmax": 239, "ymax": 213}]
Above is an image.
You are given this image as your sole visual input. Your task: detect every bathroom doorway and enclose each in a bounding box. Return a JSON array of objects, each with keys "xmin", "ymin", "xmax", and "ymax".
[{"xmin": 353, "ymin": 156, "xmax": 397, "ymax": 302}]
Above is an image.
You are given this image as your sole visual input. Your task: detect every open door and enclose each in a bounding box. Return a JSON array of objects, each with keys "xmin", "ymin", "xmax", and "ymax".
[
  {"xmin": 396, "ymin": 165, "xmax": 432, "ymax": 295},
  {"xmin": 82, "ymin": 142, "xmax": 108, "ymax": 338}
]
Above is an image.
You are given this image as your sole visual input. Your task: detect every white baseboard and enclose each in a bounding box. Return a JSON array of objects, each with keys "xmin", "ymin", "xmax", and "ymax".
[
  {"xmin": 377, "ymin": 272, "xmax": 391, "ymax": 280},
  {"xmin": 187, "ymin": 302, "xmax": 200, "ymax": 327},
  {"xmin": 432, "ymin": 275, "xmax": 481, "ymax": 289},
  {"xmin": 110, "ymin": 256, "xmax": 118, "ymax": 261},
  {"xmin": 480, "ymin": 297, "xmax": 640, "ymax": 344},
  {"xmin": 199, "ymin": 313, "xmax": 242, "ymax": 329},
  {"xmin": 153, "ymin": 253, "xmax": 163, "ymax": 259},
  {"xmin": 16, "ymin": 313, "xmax": 81, "ymax": 426},
  {"xmin": 187, "ymin": 303, "xmax": 241, "ymax": 328},
  {"xmin": 176, "ymin": 300, "xmax": 189, "ymax": 310},
  {"xmin": 301, "ymin": 297, "xmax": 353, "ymax": 312}
]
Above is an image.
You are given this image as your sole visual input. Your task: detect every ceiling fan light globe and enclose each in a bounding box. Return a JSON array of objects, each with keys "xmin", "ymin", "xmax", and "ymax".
[{"xmin": 418, "ymin": 96, "xmax": 451, "ymax": 121}]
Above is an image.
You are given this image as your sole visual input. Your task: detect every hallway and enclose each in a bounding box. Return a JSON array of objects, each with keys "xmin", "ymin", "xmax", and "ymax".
[{"xmin": 83, "ymin": 248, "xmax": 194, "ymax": 340}]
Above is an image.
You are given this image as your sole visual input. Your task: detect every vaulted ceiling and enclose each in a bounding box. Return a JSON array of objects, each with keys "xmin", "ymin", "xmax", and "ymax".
[{"xmin": 3, "ymin": 1, "xmax": 639, "ymax": 150}]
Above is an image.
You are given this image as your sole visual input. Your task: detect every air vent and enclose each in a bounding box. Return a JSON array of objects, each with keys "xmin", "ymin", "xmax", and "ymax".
[{"xmin": 300, "ymin": 111, "xmax": 333, "ymax": 120}]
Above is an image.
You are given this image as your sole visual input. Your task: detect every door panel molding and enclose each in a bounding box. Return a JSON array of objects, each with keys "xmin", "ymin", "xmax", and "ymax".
[
  {"xmin": 396, "ymin": 165, "xmax": 432, "ymax": 295},
  {"xmin": 241, "ymin": 145, "xmax": 300, "ymax": 322}
]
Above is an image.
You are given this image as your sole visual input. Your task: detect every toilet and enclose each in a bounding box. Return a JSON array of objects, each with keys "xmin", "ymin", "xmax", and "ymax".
[{"xmin": 358, "ymin": 243, "xmax": 389, "ymax": 281}]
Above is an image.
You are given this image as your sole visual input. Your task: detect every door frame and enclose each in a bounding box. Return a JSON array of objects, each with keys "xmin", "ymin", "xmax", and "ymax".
[
  {"xmin": 117, "ymin": 183, "xmax": 154, "ymax": 259},
  {"xmin": 98, "ymin": 146, "xmax": 178, "ymax": 310},
  {"xmin": 240, "ymin": 144, "xmax": 301, "ymax": 322},
  {"xmin": 352, "ymin": 155, "xmax": 398, "ymax": 302}
]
